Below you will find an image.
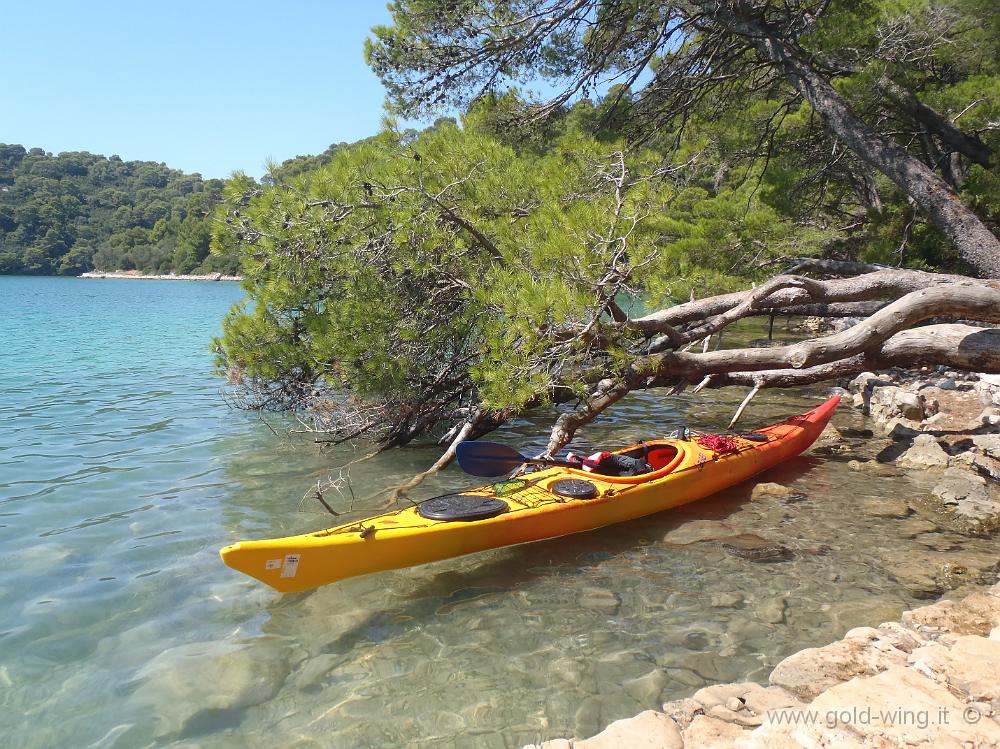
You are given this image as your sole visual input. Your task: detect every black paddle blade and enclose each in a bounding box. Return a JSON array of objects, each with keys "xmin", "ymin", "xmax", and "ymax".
[{"xmin": 455, "ymin": 441, "xmax": 528, "ymax": 477}]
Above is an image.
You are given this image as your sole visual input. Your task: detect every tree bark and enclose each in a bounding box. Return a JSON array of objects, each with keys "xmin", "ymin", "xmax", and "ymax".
[
  {"xmin": 877, "ymin": 77, "xmax": 992, "ymax": 169},
  {"xmin": 645, "ymin": 284, "xmax": 1000, "ymax": 376},
  {"xmin": 702, "ymin": 324, "xmax": 1000, "ymax": 389},
  {"xmin": 725, "ymin": 17, "xmax": 1000, "ymax": 277},
  {"xmin": 631, "ymin": 267, "xmax": 998, "ymax": 335},
  {"xmin": 542, "ymin": 280, "xmax": 1000, "ymax": 454}
]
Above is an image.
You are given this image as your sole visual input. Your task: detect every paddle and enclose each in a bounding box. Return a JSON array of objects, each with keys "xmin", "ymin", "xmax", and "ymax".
[{"xmin": 455, "ymin": 441, "xmax": 578, "ymax": 477}]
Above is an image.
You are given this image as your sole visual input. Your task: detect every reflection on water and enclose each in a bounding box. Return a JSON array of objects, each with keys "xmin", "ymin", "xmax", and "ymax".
[{"xmin": 2, "ymin": 277, "xmax": 996, "ymax": 749}]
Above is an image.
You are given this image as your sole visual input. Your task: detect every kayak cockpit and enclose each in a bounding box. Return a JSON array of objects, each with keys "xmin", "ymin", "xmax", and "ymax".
[
  {"xmin": 619, "ymin": 442, "xmax": 680, "ymax": 472},
  {"xmin": 550, "ymin": 440, "xmax": 685, "ymax": 484}
]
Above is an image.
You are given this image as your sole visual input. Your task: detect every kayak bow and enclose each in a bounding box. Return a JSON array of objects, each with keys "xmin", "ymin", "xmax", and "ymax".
[{"xmin": 220, "ymin": 396, "xmax": 840, "ymax": 592}]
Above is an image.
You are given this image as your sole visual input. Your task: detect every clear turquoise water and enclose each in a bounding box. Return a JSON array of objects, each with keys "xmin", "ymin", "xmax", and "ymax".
[{"xmin": 2, "ymin": 276, "xmax": 993, "ymax": 748}]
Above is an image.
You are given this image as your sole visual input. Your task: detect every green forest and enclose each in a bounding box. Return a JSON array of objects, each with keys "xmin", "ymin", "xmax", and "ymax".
[
  {"xmin": 0, "ymin": 145, "xmax": 239, "ymax": 275},
  {"xmin": 210, "ymin": 0, "xmax": 1000, "ymax": 448}
]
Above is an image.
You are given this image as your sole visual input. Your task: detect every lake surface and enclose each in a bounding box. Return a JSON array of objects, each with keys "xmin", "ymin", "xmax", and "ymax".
[{"xmin": 1, "ymin": 275, "xmax": 993, "ymax": 748}]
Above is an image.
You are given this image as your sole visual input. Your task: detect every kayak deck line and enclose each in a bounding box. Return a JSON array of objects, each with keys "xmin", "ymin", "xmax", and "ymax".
[{"xmin": 220, "ymin": 395, "xmax": 841, "ymax": 592}]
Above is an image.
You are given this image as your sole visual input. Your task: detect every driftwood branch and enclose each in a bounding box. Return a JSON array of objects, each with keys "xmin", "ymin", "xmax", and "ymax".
[
  {"xmin": 699, "ymin": 325, "xmax": 1000, "ymax": 389},
  {"xmin": 631, "ymin": 268, "xmax": 997, "ymax": 335},
  {"xmin": 649, "ymin": 284, "xmax": 1000, "ymax": 375},
  {"xmin": 542, "ymin": 281, "xmax": 1000, "ymax": 455},
  {"xmin": 389, "ymin": 410, "xmax": 488, "ymax": 500},
  {"xmin": 729, "ymin": 382, "xmax": 762, "ymax": 429},
  {"xmin": 542, "ymin": 379, "xmax": 633, "ymax": 457}
]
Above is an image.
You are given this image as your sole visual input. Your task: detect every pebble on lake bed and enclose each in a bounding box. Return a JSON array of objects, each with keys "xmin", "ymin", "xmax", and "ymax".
[{"xmin": 847, "ymin": 459, "xmax": 900, "ymax": 476}]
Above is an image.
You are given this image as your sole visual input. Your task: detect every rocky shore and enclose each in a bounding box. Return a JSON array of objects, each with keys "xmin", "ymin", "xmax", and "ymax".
[
  {"xmin": 836, "ymin": 367, "xmax": 1000, "ymax": 532},
  {"xmin": 524, "ymin": 583, "xmax": 1000, "ymax": 748},
  {"xmin": 521, "ymin": 356, "xmax": 1000, "ymax": 749},
  {"xmin": 79, "ymin": 271, "xmax": 243, "ymax": 281}
]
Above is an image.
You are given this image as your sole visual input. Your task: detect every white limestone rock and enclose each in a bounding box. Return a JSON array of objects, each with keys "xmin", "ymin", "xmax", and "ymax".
[{"xmin": 897, "ymin": 434, "xmax": 950, "ymax": 469}]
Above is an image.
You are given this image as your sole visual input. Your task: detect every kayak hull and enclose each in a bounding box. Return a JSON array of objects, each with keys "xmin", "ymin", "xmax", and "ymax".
[{"xmin": 221, "ymin": 396, "xmax": 840, "ymax": 592}]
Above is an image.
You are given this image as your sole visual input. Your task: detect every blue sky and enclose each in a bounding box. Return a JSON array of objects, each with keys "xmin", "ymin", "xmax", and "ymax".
[{"xmin": 2, "ymin": 2, "xmax": 406, "ymax": 178}]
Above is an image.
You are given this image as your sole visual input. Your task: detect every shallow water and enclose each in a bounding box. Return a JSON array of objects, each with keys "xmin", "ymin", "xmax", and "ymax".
[{"xmin": 1, "ymin": 276, "xmax": 995, "ymax": 748}]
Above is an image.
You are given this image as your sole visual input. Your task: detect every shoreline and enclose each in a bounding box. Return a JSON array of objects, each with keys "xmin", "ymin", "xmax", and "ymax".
[
  {"xmin": 521, "ymin": 359, "xmax": 1000, "ymax": 749},
  {"xmin": 524, "ymin": 583, "xmax": 1000, "ymax": 748},
  {"xmin": 78, "ymin": 271, "xmax": 243, "ymax": 282}
]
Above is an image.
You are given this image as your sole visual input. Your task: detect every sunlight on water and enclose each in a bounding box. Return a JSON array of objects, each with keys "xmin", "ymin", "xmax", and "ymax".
[{"xmin": 1, "ymin": 276, "xmax": 994, "ymax": 748}]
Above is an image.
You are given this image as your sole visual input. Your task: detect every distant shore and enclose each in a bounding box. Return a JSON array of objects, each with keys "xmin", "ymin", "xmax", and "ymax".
[{"xmin": 79, "ymin": 271, "xmax": 243, "ymax": 282}]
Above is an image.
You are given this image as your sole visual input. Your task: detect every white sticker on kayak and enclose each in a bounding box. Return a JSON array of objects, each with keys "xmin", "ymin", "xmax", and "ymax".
[
  {"xmin": 265, "ymin": 559, "xmax": 281, "ymax": 571},
  {"xmin": 280, "ymin": 554, "xmax": 301, "ymax": 578}
]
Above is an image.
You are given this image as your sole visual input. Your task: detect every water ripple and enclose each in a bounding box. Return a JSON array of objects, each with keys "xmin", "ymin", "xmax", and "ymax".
[{"xmin": 2, "ymin": 277, "xmax": 997, "ymax": 749}]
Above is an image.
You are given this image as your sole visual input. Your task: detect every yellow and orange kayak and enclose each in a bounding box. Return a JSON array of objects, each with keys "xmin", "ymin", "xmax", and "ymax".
[{"xmin": 220, "ymin": 396, "xmax": 840, "ymax": 592}]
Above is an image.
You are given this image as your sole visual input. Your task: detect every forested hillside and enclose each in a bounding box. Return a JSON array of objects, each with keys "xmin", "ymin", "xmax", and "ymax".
[{"xmin": 0, "ymin": 145, "xmax": 239, "ymax": 275}]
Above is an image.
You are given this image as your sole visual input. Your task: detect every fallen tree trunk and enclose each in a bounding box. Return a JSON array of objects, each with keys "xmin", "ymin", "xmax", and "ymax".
[
  {"xmin": 541, "ymin": 281, "xmax": 1000, "ymax": 456},
  {"xmin": 631, "ymin": 267, "xmax": 998, "ymax": 337},
  {"xmin": 651, "ymin": 284, "xmax": 1000, "ymax": 374},
  {"xmin": 667, "ymin": 325, "xmax": 1000, "ymax": 390}
]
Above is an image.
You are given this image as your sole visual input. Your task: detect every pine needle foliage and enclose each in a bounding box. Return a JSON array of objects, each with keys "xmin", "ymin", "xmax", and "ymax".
[{"xmin": 212, "ymin": 108, "xmax": 810, "ymax": 444}]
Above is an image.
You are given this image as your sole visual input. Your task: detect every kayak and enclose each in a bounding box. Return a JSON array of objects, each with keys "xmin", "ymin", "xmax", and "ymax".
[{"xmin": 220, "ymin": 395, "xmax": 840, "ymax": 592}]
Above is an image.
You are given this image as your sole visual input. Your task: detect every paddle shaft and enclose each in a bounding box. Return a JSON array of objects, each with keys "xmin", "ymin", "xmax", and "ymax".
[{"xmin": 521, "ymin": 457, "xmax": 578, "ymax": 470}]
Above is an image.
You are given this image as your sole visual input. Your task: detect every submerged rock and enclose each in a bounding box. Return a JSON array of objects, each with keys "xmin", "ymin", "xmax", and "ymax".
[
  {"xmin": 660, "ymin": 519, "xmax": 738, "ymax": 546},
  {"xmin": 550, "ymin": 657, "xmax": 586, "ymax": 687},
  {"xmin": 749, "ymin": 483, "xmax": 799, "ymax": 500},
  {"xmin": 722, "ymin": 534, "xmax": 794, "ymax": 563},
  {"xmin": 576, "ymin": 587, "xmax": 621, "ymax": 614},
  {"xmin": 931, "ymin": 466, "xmax": 1000, "ymax": 523},
  {"xmin": 895, "ymin": 517, "xmax": 939, "ymax": 538},
  {"xmin": 681, "ymin": 630, "xmax": 711, "ymax": 650},
  {"xmin": 130, "ymin": 639, "xmax": 290, "ymax": 738},
  {"xmin": 523, "ymin": 585, "xmax": 1000, "ymax": 749},
  {"xmin": 811, "ymin": 423, "xmax": 844, "ymax": 450},
  {"xmin": 914, "ymin": 531, "xmax": 962, "ymax": 552},
  {"xmin": 621, "ymin": 669, "xmax": 669, "ymax": 705},
  {"xmin": 827, "ymin": 599, "xmax": 904, "ymax": 633},
  {"xmin": 880, "ymin": 547, "xmax": 1000, "ymax": 599},
  {"xmin": 759, "ymin": 596, "xmax": 788, "ymax": 625},
  {"xmin": 708, "ymin": 592, "xmax": 744, "ymax": 609},
  {"xmin": 847, "ymin": 459, "xmax": 900, "ymax": 477},
  {"xmin": 861, "ymin": 497, "xmax": 912, "ymax": 518}
]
